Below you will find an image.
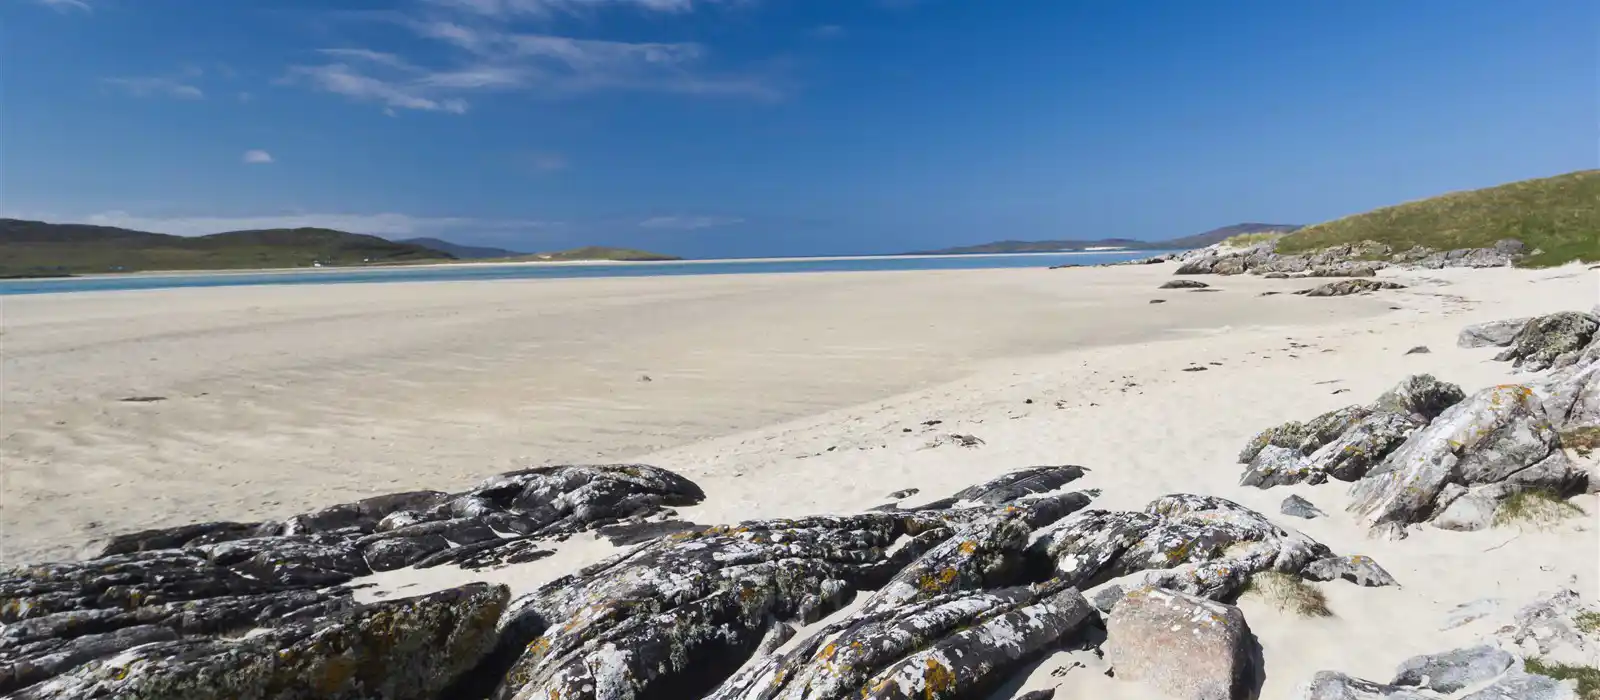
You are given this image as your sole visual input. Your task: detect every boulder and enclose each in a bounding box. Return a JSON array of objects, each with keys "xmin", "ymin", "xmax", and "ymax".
[
  {"xmin": 1459, "ymin": 318, "xmax": 1533, "ymax": 349},
  {"xmin": 1295, "ymin": 279, "xmax": 1407, "ymax": 297},
  {"xmin": 1106, "ymin": 586, "xmax": 1256, "ymax": 700},
  {"xmin": 1391, "ymin": 645, "xmax": 1514, "ymax": 694},
  {"xmin": 1538, "ymin": 357, "xmax": 1600, "ymax": 438},
  {"xmin": 1371, "ymin": 374, "xmax": 1467, "ymax": 423},
  {"xmin": 1161, "ymin": 279, "xmax": 1211, "ymax": 289},
  {"xmin": 11, "ymin": 583, "xmax": 509, "ymax": 700},
  {"xmin": 1430, "ymin": 489, "xmax": 1499, "ymax": 531},
  {"xmin": 1494, "ymin": 312, "xmax": 1600, "ymax": 372}
]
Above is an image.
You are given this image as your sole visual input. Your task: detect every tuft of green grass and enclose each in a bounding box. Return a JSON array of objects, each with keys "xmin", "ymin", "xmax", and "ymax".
[
  {"xmin": 1525, "ymin": 658, "xmax": 1600, "ymax": 699},
  {"xmin": 1561, "ymin": 427, "xmax": 1600, "ymax": 458},
  {"xmin": 1221, "ymin": 232, "xmax": 1282, "ymax": 248},
  {"xmin": 1575, "ymin": 610, "xmax": 1600, "ymax": 635},
  {"xmin": 1275, "ymin": 170, "xmax": 1600, "ymax": 267},
  {"xmin": 1494, "ymin": 489, "xmax": 1586, "ymax": 528},
  {"xmin": 1243, "ymin": 572, "xmax": 1332, "ymax": 618}
]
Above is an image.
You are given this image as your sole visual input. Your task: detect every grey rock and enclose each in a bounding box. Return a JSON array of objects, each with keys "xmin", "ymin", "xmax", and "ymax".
[
  {"xmin": 1106, "ymin": 586, "xmax": 1255, "ymax": 700},
  {"xmin": 1349, "ymin": 384, "xmax": 1579, "ymax": 531},
  {"xmin": 1370, "ymin": 374, "xmax": 1466, "ymax": 424},
  {"xmin": 1032, "ymin": 494, "xmax": 1339, "ymax": 601},
  {"xmin": 12, "ymin": 583, "xmax": 509, "ymax": 700},
  {"xmin": 1430, "ymin": 490, "xmax": 1499, "ymax": 532},
  {"xmin": 1391, "ymin": 644, "xmax": 1514, "ymax": 693},
  {"xmin": 88, "ymin": 521, "xmax": 280, "ymax": 558},
  {"xmin": 1461, "ymin": 670, "xmax": 1579, "ymax": 700},
  {"xmin": 1295, "ymin": 279, "xmax": 1407, "ymax": 297},
  {"xmin": 1494, "ymin": 311, "xmax": 1600, "ymax": 372},
  {"xmin": 1539, "ymin": 356, "xmax": 1600, "ymax": 436},
  {"xmin": 706, "ymin": 585, "xmax": 1095, "ymax": 700},
  {"xmin": 1405, "ymin": 346, "xmax": 1431, "ymax": 355},
  {"xmin": 1090, "ymin": 583, "xmax": 1127, "ymax": 613},
  {"xmin": 1280, "ymin": 495, "xmax": 1326, "ymax": 519},
  {"xmin": 1161, "ymin": 279, "xmax": 1211, "ymax": 289},
  {"xmin": 1301, "ymin": 555, "xmax": 1399, "ymax": 588},
  {"xmin": 1303, "ymin": 411, "xmax": 1425, "ymax": 483},
  {"xmin": 1291, "ymin": 671, "xmax": 1437, "ymax": 700},
  {"xmin": 1459, "ymin": 318, "xmax": 1533, "ymax": 349},
  {"xmin": 1500, "ymin": 589, "xmax": 1600, "ymax": 665},
  {"xmin": 1242, "ymin": 445, "xmax": 1315, "ymax": 488}
]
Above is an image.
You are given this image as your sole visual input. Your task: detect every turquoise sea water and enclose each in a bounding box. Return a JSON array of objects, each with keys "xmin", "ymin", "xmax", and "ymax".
[{"xmin": 0, "ymin": 250, "xmax": 1163, "ymax": 296}]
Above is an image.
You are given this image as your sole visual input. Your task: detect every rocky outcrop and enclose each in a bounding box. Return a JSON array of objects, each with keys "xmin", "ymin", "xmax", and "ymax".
[
  {"xmin": 1295, "ymin": 279, "xmax": 1408, "ymax": 297},
  {"xmin": 707, "ymin": 583, "xmax": 1095, "ymax": 700},
  {"xmin": 1030, "ymin": 494, "xmax": 1388, "ymax": 601},
  {"xmin": 1155, "ymin": 238, "xmax": 1525, "ymax": 278},
  {"xmin": 12, "ymin": 583, "xmax": 509, "ymax": 700},
  {"xmin": 1492, "ymin": 311, "xmax": 1599, "ymax": 372},
  {"xmin": 1281, "ymin": 495, "xmax": 1325, "ymax": 519},
  {"xmin": 0, "ymin": 464, "xmax": 703, "ymax": 695},
  {"xmin": 1239, "ymin": 376, "xmax": 1462, "ymax": 488},
  {"xmin": 1106, "ymin": 586, "xmax": 1256, "ymax": 700},
  {"xmin": 1348, "ymin": 384, "xmax": 1588, "ymax": 534},
  {"xmin": 1391, "ymin": 645, "xmax": 1515, "ymax": 694}
]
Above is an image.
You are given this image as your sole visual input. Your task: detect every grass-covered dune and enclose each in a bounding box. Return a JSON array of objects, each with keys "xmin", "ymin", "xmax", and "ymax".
[{"xmin": 1276, "ymin": 170, "xmax": 1600, "ymax": 267}]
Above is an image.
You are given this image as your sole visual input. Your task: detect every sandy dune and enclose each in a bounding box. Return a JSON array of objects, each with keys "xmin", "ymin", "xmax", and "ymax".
[{"xmin": 2, "ymin": 262, "xmax": 1596, "ymax": 698}]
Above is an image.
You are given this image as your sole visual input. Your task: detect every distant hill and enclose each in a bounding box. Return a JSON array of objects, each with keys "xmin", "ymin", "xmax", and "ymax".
[
  {"xmin": 0, "ymin": 219, "xmax": 451, "ymax": 275},
  {"xmin": 1276, "ymin": 170, "xmax": 1600, "ymax": 267},
  {"xmin": 530, "ymin": 246, "xmax": 682, "ymax": 262},
  {"xmin": 399, "ymin": 237, "xmax": 522, "ymax": 260},
  {"xmin": 911, "ymin": 224, "xmax": 1301, "ymax": 256},
  {"xmin": 1162, "ymin": 223, "xmax": 1301, "ymax": 249},
  {"xmin": 910, "ymin": 238, "xmax": 1146, "ymax": 255}
]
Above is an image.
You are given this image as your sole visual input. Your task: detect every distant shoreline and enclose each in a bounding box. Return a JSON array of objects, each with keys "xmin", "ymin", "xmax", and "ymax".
[{"xmin": 18, "ymin": 248, "xmax": 1166, "ymax": 283}]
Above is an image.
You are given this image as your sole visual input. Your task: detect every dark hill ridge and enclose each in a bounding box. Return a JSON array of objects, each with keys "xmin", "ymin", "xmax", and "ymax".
[
  {"xmin": 911, "ymin": 223, "xmax": 1301, "ymax": 256},
  {"xmin": 0, "ymin": 219, "xmax": 683, "ymax": 275},
  {"xmin": 0, "ymin": 219, "xmax": 452, "ymax": 274}
]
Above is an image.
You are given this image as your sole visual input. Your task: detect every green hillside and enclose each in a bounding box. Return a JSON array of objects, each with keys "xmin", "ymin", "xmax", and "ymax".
[
  {"xmin": 1276, "ymin": 170, "xmax": 1600, "ymax": 266},
  {"xmin": 0, "ymin": 219, "xmax": 453, "ymax": 275},
  {"xmin": 533, "ymin": 246, "xmax": 682, "ymax": 262}
]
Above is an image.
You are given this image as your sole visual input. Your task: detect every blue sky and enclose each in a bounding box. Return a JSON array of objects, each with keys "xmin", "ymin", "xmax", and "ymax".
[{"xmin": 3, "ymin": 0, "xmax": 1594, "ymax": 257}]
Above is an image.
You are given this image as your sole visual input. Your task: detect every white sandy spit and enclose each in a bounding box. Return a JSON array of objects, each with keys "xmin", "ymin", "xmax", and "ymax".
[{"xmin": 2, "ymin": 262, "xmax": 1596, "ymax": 698}]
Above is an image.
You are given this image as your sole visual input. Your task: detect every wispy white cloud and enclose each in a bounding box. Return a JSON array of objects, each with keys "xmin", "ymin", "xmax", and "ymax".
[
  {"xmin": 284, "ymin": 1, "xmax": 779, "ymax": 113},
  {"xmin": 74, "ymin": 211, "xmax": 558, "ymax": 237},
  {"xmin": 35, "ymin": 0, "xmax": 91, "ymax": 13},
  {"xmin": 242, "ymin": 150, "xmax": 274, "ymax": 164},
  {"xmin": 638, "ymin": 215, "xmax": 744, "ymax": 230},
  {"xmin": 103, "ymin": 76, "xmax": 205, "ymax": 100}
]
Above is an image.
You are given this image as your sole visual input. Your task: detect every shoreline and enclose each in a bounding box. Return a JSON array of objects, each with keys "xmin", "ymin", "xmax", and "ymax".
[{"xmin": 2, "ymin": 248, "xmax": 1162, "ymax": 284}]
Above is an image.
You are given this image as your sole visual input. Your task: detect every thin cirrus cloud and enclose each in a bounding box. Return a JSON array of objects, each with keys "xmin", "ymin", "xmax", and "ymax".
[
  {"xmin": 282, "ymin": 1, "xmax": 780, "ymax": 114},
  {"xmin": 35, "ymin": 0, "xmax": 92, "ymax": 13},
  {"xmin": 103, "ymin": 76, "xmax": 204, "ymax": 100},
  {"xmin": 242, "ymin": 150, "xmax": 274, "ymax": 164},
  {"xmin": 638, "ymin": 215, "xmax": 744, "ymax": 230}
]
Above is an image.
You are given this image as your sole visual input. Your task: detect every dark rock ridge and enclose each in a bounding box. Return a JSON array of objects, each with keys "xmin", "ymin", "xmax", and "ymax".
[
  {"xmin": 0, "ymin": 464, "xmax": 703, "ymax": 695},
  {"xmin": 1134, "ymin": 237, "xmax": 1526, "ymax": 277},
  {"xmin": 1294, "ymin": 279, "xmax": 1408, "ymax": 297}
]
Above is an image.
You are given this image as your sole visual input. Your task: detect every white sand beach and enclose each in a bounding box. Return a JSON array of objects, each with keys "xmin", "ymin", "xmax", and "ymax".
[{"xmin": 2, "ymin": 262, "xmax": 1596, "ymax": 698}]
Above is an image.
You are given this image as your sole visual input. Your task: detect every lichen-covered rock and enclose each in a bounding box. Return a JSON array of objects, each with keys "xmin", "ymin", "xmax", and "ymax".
[
  {"xmin": 1295, "ymin": 279, "xmax": 1407, "ymax": 297},
  {"xmin": 88, "ymin": 521, "xmax": 281, "ymax": 558},
  {"xmin": 1391, "ymin": 644, "xmax": 1514, "ymax": 694},
  {"xmin": 1301, "ymin": 555, "xmax": 1398, "ymax": 588},
  {"xmin": 1106, "ymin": 586, "xmax": 1256, "ymax": 700},
  {"xmin": 1291, "ymin": 671, "xmax": 1435, "ymax": 700},
  {"xmin": 12, "ymin": 583, "xmax": 509, "ymax": 700},
  {"xmin": 1302, "ymin": 411, "xmax": 1426, "ymax": 483},
  {"xmin": 1239, "ymin": 405, "xmax": 1373, "ymax": 467},
  {"xmin": 1371, "ymin": 375, "xmax": 1467, "ymax": 424},
  {"xmin": 1348, "ymin": 384, "xmax": 1584, "ymax": 532},
  {"xmin": 1494, "ymin": 312, "xmax": 1600, "ymax": 372},
  {"xmin": 1241, "ymin": 445, "xmax": 1316, "ymax": 488},
  {"xmin": 707, "ymin": 584, "xmax": 1094, "ymax": 700},
  {"xmin": 909, "ymin": 465, "xmax": 1088, "ymax": 510},
  {"xmin": 1498, "ymin": 589, "xmax": 1600, "ymax": 667},
  {"xmin": 1539, "ymin": 357, "xmax": 1600, "ymax": 437},
  {"xmin": 1430, "ymin": 489, "xmax": 1499, "ymax": 532},
  {"xmin": 1031, "ymin": 494, "xmax": 1339, "ymax": 601},
  {"xmin": 1460, "ymin": 317, "xmax": 1534, "ymax": 349},
  {"xmin": 1460, "ymin": 671, "xmax": 1579, "ymax": 700}
]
